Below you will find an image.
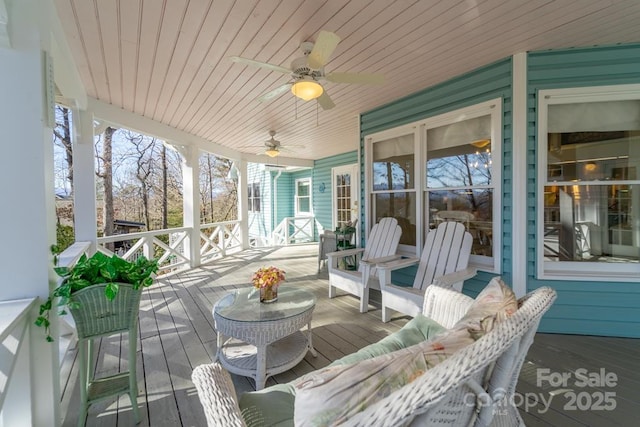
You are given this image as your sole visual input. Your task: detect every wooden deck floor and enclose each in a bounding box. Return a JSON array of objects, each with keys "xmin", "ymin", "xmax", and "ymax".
[{"xmin": 60, "ymin": 244, "xmax": 639, "ymax": 426}]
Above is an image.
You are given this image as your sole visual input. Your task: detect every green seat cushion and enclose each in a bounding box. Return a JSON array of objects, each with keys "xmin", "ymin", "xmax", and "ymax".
[
  {"xmin": 330, "ymin": 314, "xmax": 445, "ymax": 366},
  {"xmin": 239, "ymin": 383, "xmax": 296, "ymax": 427},
  {"xmin": 237, "ymin": 315, "xmax": 444, "ymax": 426}
]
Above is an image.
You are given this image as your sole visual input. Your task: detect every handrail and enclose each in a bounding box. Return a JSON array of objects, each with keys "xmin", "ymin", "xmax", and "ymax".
[
  {"xmin": 97, "ymin": 226, "xmax": 191, "ymax": 243},
  {"xmin": 56, "ymin": 241, "xmax": 92, "ymax": 266}
]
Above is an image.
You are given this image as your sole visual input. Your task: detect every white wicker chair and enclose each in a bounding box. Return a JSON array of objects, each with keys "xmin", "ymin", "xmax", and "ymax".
[
  {"xmin": 327, "ymin": 217, "xmax": 402, "ymax": 312},
  {"xmin": 379, "ymin": 221, "xmax": 477, "ymax": 322},
  {"xmin": 192, "ymin": 286, "xmax": 557, "ymax": 427}
]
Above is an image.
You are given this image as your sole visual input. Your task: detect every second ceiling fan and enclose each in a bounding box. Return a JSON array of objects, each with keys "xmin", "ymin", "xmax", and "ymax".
[{"xmin": 231, "ymin": 30, "xmax": 384, "ymax": 110}]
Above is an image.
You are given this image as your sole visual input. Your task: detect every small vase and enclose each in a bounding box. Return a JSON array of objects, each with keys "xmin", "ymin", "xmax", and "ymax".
[{"xmin": 259, "ymin": 285, "xmax": 278, "ymax": 303}]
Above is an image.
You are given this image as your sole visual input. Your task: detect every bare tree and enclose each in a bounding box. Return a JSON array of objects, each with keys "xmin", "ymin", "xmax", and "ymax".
[
  {"xmin": 123, "ymin": 131, "xmax": 158, "ymax": 229},
  {"xmin": 53, "ymin": 105, "xmax": 74, "ymax": 194},
  {"xmin": 95, "ymin": 127, "xmax": 117, "ymax": 250}
]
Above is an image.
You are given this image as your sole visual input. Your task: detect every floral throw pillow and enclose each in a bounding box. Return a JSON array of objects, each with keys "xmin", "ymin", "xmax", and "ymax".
[{"xmin": 293, "ymin": 277, "xmax": 518, "ymax": 427}]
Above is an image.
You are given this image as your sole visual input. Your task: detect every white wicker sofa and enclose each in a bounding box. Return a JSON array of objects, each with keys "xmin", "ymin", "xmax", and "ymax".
[{"xmin": 192, "ymin": 282, "xmax": 556, "ymax": 427}]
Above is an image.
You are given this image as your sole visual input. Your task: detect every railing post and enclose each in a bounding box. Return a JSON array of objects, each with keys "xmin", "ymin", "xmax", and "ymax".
[
  {"xmin": 285, "ymin": 218, "xmax": 290, "ymax": 245},
  {"xmin": 143, "ymin": 236, "xmax": 153, "ymax": 260},
  {"xmin": 219, "ymin": 227, "xmax": 226, "ymax": 257},
  {"xmin": 236, "ymin": 160, "xmax": 250, "ymax": 250}
]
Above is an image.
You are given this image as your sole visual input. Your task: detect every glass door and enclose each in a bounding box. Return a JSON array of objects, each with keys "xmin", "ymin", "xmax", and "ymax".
[{"xmin": 332, "ymin": 164, "xmax": 359, "ymax": 245}]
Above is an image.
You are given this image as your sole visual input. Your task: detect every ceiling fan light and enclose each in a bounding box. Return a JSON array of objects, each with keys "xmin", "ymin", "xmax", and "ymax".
[
  {"xmin": 470, "ymin": 139, "xmax": 491, "ymax": 148},
  {"xmin": 291, "ymin": 79, "xmax": 323, "ymax": 101},
  {"xmin": 265, "ymin": 148, "xmax": 280, "ymax": 157}
]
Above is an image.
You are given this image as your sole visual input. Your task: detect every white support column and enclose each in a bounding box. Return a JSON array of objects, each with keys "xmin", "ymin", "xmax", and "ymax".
[
  {"xmin": 512, "ymin": 52, "xmax": 528, "ymax": 298},
  {"xmin": 237, "ymin": 160, "xmax": 250, "ymax": 249},
  {"xmin": 180, "ymin": 145, "xmax": 201, "ymax": 267},
  {"xmin": 72, "ymin": 109, "xmax": 97, "ymax": 254},
  {"xmin": 0, "ymin": 2, "xmax": 60, "ymax": 424}
]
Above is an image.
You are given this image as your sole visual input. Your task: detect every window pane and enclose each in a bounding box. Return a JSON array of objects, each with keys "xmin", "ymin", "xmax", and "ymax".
[
  {"xmin": 248, "ymin": 185, "xmax": 253, "ymax": 197},
  {"xmin": 298, "ymin": 197, "xmax": 310, "ymax": 213},
  {"xmin": 372, "ymin": 134, "xmax": 414, "ymax": 190},
  {"xmin": 253, "ymin": 183, "xmax": 260, "ymax": 198},
  {"xmin": 426, "ymin": 115, "xmax": 492, "ymax": 188},
  {"xmin": 297, "ymin": 181, "xmax": 310, "ymax": 197},
  {"xmin": 373, "ymin": 192, "xmax": 416, "ymax": 246},
  {"xmin": 254, "ymin": 198, "xmax": 260, "ymax": 212},
  {"xmin": 546, "ymin": 131, "xmax": 640, "ymax": 182},
  {"xmin": 543, "ymin": 184, "xmax": 639, "ymax": 262},
  {"xmin": 427, "ymin": 189, "xmax": 493, "ymax": 256}
]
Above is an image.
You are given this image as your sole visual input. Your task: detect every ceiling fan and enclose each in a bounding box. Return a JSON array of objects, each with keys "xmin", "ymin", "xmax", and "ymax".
[
  {"xmin": 230, "ymin": 30, "xmax": 384, "ymax": 110},
  {"xmin": 250, "ymin": 130, "xmax": 303, "ymax": 158}
]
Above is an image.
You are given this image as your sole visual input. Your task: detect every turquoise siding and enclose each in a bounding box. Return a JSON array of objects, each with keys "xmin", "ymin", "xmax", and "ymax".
[
  {"xmin": 313, "ymin": 151, "xmax": 359, "ymax": 231},
  {"xmin": 273, "ymin": 172, "xmax": 293, "ymax": 226},
  {"xmin": 528, "ymin": 43, "xmax": 640, "ymax": 338},
  {"xmin": 360, "ymin": 58, "xmax": 513, "ymax": 293},
  {"xmin": 247, "ymin": 163, "xmax": 272, "ymax": 238}
]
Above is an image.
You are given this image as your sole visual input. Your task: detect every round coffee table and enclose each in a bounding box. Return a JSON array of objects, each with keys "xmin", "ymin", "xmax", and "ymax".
[{"xmin": 213, "ymin": 287, "xmax": 317, "ymax": 390}]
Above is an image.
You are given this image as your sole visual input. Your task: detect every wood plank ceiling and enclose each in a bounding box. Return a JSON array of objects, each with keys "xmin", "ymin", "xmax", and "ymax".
[{"xmin": 54, "ymin": 0, "xmax": 640, "ymax": 162}]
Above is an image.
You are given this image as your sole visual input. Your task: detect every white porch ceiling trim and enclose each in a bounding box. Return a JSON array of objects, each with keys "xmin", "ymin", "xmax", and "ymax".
[{"xmin": 88, "ymin": 97, "xmax": 313, "ymax": 168}]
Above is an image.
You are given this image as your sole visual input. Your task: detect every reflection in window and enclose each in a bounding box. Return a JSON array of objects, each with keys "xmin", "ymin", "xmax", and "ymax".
[
  {"xmin": 248, "ymin": 183, "xmax": 261, "ymax": 212},
  {"xmin": 370, "ymin": 131, "xmax": 416, "ymax": 247},
  {"xmin": 372, "ymin": 134, "xmax": 414, "ymax": 190},
  {"xmin": 425, "ymin": 113, "xmax": 497, "ymax": 260},
  {"xmin": 543, "ymin": 98, "xmax": 640, "ymax": 265},
  {"xmin": 373, "ymin": 192, "xmax": 416, "ymax": 246},
  {"xmin": 428, "ymin": 190, "xmax": 493, "ymax": 256}
]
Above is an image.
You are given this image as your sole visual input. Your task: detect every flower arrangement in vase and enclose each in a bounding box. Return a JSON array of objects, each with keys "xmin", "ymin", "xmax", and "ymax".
[{"xmin": 252, "ymin": 266, "xmax": 286, "ymax": 303}]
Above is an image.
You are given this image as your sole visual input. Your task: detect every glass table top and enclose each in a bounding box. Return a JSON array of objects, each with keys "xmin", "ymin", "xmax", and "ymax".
[{"xmin": 213, "ymin": 287, "xmax": 316, "ymax": 322}]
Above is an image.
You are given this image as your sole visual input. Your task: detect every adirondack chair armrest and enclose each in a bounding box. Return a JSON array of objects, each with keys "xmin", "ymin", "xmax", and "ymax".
[
  {"xmin": 376, "ymin": 256, "xmax": 420, "ymax": 271},
  {"xmin": 361, "ymin": 254, "xmax": 403, "ymax": 265},
  {"xmin": 432, "ymin": 267, "xmax": 477, "ymax": 291},
  {"xmin": 376, "ymin": 257, "xmax": 420, "ymax": 287},
  {"xmin": 326, "ymin": 247, "xmax": 364, "ymax": 259}
]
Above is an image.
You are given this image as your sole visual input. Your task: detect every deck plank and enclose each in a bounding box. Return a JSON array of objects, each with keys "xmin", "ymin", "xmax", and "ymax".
[{"xmin": 59, "ymin": 244, "xmax": 639, "ymax": 426}]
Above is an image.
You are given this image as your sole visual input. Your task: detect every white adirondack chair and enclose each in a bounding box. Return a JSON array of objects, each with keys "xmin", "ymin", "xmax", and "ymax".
[
  {"xmin": 327, "ymin": 217, "xmax": 402, "ymax": 313},
  {"xmin": 378, "ymin": 221, "xmax": 477, "ymax": 322}
]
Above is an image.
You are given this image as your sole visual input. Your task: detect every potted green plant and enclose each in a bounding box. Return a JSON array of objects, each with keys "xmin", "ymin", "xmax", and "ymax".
[{"xmin": 36, "ymin": 247, "xmax": 159, "ymax": 341}]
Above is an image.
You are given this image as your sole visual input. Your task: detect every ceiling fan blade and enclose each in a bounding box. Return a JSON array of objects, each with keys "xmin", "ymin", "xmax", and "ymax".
[
  {"xmin": 230, "ymin": 56, "xmax": 291, "ymax": 74},
  {"xmin": 307, "ymin": 31, "xmax": 341, "ymax": 69},
  {"xmin": 326, "ymin": 71, "xmax": 385, "ymax": 85},
  {"xmin": 317, "ymin": 91, "xmax": 335, "ymax": 110},
  {"xmin": 257, "ymin": 83, "xmax": 292, "ymax": 102}
]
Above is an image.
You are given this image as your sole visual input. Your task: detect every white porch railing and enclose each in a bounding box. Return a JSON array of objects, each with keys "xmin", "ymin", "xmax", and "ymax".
[
  {"xmin": 200, "ymin": 220, "xmax": 242, "ymax": 262},
  {"xmin": 0, "ymin": 297, "xmax": 38, "ymax": 426},
  {"xmin": 96, "ymin": 220, "xmax": 244, "ymax": 273},
  {"xmin": 272, "ymin": 216, "xmax": 317, "ymax": 246},
  {"xmin": 97, "ymin": 227, "xmax": 192, "ymax": 273}
]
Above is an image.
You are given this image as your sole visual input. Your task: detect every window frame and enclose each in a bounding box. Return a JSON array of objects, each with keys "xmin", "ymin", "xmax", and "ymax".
[
  {"xmin": 537, "ymin": 84, "xmax": 640, "ymax": 281},
  {"xmin": 295, "ymin": 178, "xmax": 312, "ymax": 216},
  {"xmin": 422, "ymin": 99, "xmax": 502, "ymax": 273},
  {"xmin": 365, "ymin": 123, "xmax": 420, "ymax": 254},
  {"xmin": 364, "ymin": 98, "xmax": 502, "ymax": 271}
]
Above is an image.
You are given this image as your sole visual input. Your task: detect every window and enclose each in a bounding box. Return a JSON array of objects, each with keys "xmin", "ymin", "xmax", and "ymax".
[
  {"xmin": 538, "ymin": 84, "xmax": 640, "ymax": 281},
  {"xmin": 367, "ymin": 125, "xmax": 417, "ymax": 249},
  {"xmin": 424, "ymin": 100, "xmax": 502, "ymax": 271},
  {"xmin": 295, "ymin": 178, "xmax": 312, "ymax": 215},
  {"xmin": 366, "ymin": 101, "xmax": 501, "ymax": 268},
  {"xmin": 248, "ymin": 182, "xmax": 261, "ymax": 212}
]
